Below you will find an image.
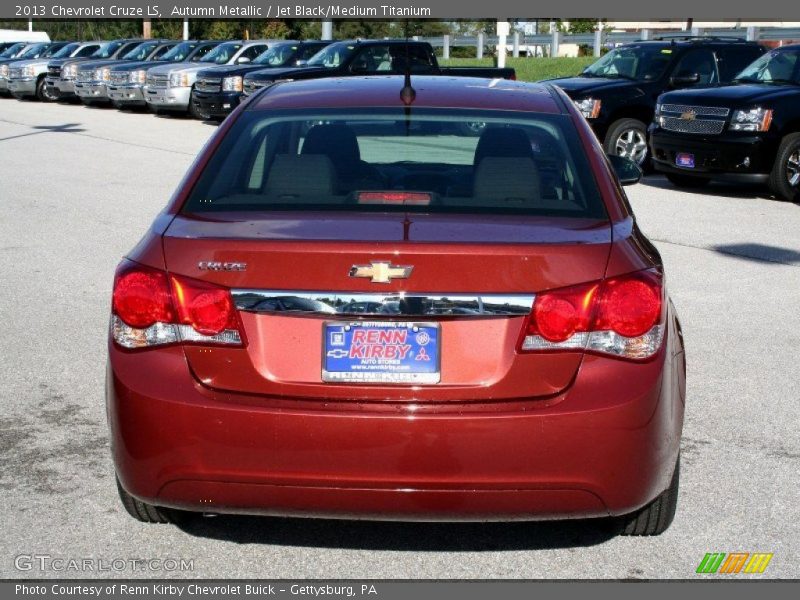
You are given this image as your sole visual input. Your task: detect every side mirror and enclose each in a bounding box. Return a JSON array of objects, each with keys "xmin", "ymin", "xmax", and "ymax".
[
  {"xmin": 670, "ymin": 71, "xmax": 701, "ymax": 87},
  {"xmin": 608, "ymin": 154, "xmax": 642, "ymax": 186},
  {"xmin": 236, "ymin": 56, "xmax": 251, "ymax": 64}
]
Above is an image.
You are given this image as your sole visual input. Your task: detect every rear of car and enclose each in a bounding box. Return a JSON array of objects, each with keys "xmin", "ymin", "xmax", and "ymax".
[{"xmin": 108, "ymin": 76, "xmax": 685, "ymax": 533}]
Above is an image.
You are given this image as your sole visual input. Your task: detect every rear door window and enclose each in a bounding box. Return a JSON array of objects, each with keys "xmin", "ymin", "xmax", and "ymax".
[
  {"xmin": 715, "ymin": 46, "xmax": 765, "ymax": 81},
  {"xmin": 182, "ymin": 109, "xmax": 607, "ymax": 219}
]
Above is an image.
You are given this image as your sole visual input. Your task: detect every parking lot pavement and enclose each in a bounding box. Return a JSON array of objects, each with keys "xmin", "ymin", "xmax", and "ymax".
[{"xmin": 1, "ymin": 99, "xmax": 798, "ymax": 579}]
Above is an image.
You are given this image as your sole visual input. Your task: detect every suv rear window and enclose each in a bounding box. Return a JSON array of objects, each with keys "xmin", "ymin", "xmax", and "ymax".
[{"xmin": 182, "ymin": 108, "xmax": 606, "ymax": 219}]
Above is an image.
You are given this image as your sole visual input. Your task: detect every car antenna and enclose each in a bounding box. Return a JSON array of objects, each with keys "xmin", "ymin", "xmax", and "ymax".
[{"xmin": 400, "ymin": 20, "xmax": 416, "ymax": 107}]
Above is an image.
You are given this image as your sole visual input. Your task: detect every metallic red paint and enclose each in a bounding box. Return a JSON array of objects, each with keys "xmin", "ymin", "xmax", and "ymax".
[{"xmin": 108, "ymin": 76, "xmax": 686, "ymax": 522}]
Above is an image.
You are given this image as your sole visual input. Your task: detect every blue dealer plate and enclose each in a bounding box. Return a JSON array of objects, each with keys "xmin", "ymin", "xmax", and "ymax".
[
  {"xmin": 676, "ymin": 153, "xmax": 695, "ymax": 168},
  {"xmin": 322, "ymin": 322, "xmax": 440, "ymax": 384}
]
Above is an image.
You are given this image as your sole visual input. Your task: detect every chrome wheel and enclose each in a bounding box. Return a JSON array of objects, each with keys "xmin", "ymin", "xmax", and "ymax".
[
  {"xmin": 786, "ymin": 149, "xmax": 800, "ymax": 187},
  {"xmin": 614, "ymin": 128, "xmax": 648, "ymax": 165}
]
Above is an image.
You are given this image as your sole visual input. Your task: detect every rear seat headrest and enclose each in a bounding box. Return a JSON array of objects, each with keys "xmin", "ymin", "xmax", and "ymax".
[
  {"xmin": 473, "ymin": 127, "xmax": 533, "ymax": 166},
  {"xmin": 473, "ymin": 157, "xmax": 541, "ymax": 205},
  {"xmin": 264, "ymin": 154, "xmax": 335, "ymax": 198}
]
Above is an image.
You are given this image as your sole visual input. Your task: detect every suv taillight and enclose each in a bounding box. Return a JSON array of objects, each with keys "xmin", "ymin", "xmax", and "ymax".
[
  {"xmin": 518, "ymin": 269, "xmax": 664, "ymax": 360},
  {"xmin": 111, "ymin": 260, "xmax": 244, "ymax": 349}
]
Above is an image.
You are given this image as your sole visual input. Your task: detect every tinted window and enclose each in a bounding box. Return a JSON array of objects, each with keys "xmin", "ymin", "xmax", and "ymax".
[
  {"xmin": 672, "ymin": 49, "xmax": 718, "ymax": 84},
  {"xmin": 200, "ymin": 43, "xmax": 243, "ymax": 64},
  {"xmin": 583, "ymin": 45, "xmax": 675, "ymax": 81},
  {"xmin": 52, "ymin": 43, "xmax": 79, "ymax": 58},
  {"xmin": 188, "ymin": 42, "xmax": 217, "ymax": 61},
  {"xmin": 182, "ymin": 109, "xmax": 606, "ymax": 219},
  {"xmin": 151, "ymin": 44, "xmax": 176, "ymax": 60},
  {"xmin": 298, "ymin": 43, "xmax": 328, "ymax": 61},
  {"xmin": 306, "ymin": 43, "xmax": 356, "ymax": 68},
  {"xmin": 735, "ymin": 47, "xmax": 800, "ymax": 84},
  {"xmin": 75, "ymin": 45, "xmax": 101, "ymax": 57},
  {"xmin": 92, "ymin": 41, "xmax": 122, "ymax": 59},
  {"xmin": 715, "ymin": 46, "xmax": 765, "ymax": 81},
  {"xmin": 253, "ymin": 44, "xmax": 298, "ymax": 66},
  {"xmin": 123, "ymin": 42, "xmax": 158, "ymax": 61},
  {"xmin": 0, "ymin": 43, "xmax": 25, "ymax": 58},
  {"xmin": 159, "ymin": 42, "xmax": 198, "ymax": 62},
  {"xmin": 18, "ymin": 43, "xmax": 48, "ymax": 59}
]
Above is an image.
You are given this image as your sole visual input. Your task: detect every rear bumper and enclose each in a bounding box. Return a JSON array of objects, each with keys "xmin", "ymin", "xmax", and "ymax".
[
  {"xmin": 144, "ymin": 86, "xmax": 191, "ymax": 110},
  {"xmin": 74, "ymin": 81, "xmax": 109, "ymax": 101},
  {"xmin": 108, "ymin": 83, "xmax": 145, "ymax": 105},
  {"xmin": 650, "ymin": 126, "xmax": 778, "ymax": 182},
  {"xmin": 108, "ymin": 323, "xmax": 684, "ymax": 521},
  {"xmin": 192, "ymin": 90, "xmax": 241, "ymax": 117},
  {"xmin": 8, "ymin": 77, "xmax": 36, "ymax": 96}
]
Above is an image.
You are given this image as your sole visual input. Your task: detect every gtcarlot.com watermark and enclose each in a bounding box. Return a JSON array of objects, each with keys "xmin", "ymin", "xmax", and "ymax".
[{"xmin": 14, "ymin": 554, "xmax": 194, "ymax": 573}]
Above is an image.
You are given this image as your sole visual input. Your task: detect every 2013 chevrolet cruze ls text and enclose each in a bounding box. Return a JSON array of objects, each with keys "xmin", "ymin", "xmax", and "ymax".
[{"xmin": 108, "ymin": 75, "xmax": 686, "ymax": 535}]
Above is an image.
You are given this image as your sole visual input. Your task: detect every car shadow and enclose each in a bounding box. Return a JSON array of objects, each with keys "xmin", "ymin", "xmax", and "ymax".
[
  {"xmin": 713, "ymin": 243, "xmax": 800, "ymax": 265},
  {"xmin": 175, "ymin": 514, "xmax": 619, "ymax": 551},
  {"xmin": 638, "ymin": 174, "xmax": 780, "ymax": 201},
  {"xmin": 0, "ymin": 122, "xmax": 85, "ymax": 142}
]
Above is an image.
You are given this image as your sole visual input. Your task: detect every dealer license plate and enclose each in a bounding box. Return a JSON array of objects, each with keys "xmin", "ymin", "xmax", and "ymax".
[
  {"xmin": 676, "ymin": 153, "xmax": 695, "ymax": 168},
  {"xmin": 322, "ymin": 321, "xmax": 440, "ymax": 384}
]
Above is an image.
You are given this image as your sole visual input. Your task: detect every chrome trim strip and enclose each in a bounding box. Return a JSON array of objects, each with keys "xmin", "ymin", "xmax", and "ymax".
[{"xmin": 232, "ymin": 290, "xmax": 535, "ymax": 317}]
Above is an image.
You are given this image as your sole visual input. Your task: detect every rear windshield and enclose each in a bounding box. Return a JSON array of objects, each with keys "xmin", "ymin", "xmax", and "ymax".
[{"xmin": 182, "ymin": 108, "xmax": 606, "ymax": 219}]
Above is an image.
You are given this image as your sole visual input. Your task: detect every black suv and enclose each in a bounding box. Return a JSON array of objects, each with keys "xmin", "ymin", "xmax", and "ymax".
[
  {"xmin": 650, "ymin": 44, "xmax": 800, "ymax": 201},
  {"xmin": 549, "ymin": 38, "xmax": 765, "ymax": 166}
]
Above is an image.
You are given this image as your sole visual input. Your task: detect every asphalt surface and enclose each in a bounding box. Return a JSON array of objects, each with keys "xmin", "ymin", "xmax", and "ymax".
[{"xmin": 1, "ymin": 99, "xmax": 798, "ymax": 579}]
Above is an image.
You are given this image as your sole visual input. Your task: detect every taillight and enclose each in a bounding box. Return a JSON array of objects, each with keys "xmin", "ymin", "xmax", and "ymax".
[
  {"xmin": 519, "ymin": 269, "xmax": 664, "ymax": 360},
  {"xmin": 111, "ymin": 260, "xmax": 243, "ymax": 349}
]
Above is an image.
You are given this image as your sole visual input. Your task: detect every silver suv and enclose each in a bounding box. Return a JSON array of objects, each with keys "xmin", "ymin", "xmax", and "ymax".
[{"xmin": 144, "ymin": 40, "xmax": 272, "ymax": 116}]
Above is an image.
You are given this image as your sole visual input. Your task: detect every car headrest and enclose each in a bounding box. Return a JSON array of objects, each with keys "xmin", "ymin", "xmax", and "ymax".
[
  {"xmin": 302, "ymin": 123, "xmax": 361, "ymax": 163},
  {"xmin": 473, "ymin": 157, "xmax": 541, "ymax": 205},
  {"xmin": 264, "ymin": 154, "xmax": 335, "ymax": 199},
  {"xmin": 473, "ymin": 127, "xmax": 533, "ymax": 167}
]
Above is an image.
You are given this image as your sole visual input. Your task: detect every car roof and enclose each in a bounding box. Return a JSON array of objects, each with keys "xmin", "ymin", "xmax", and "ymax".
[
  {"xmin": 251, "ymin": 75, "xmax": 561, "ymax": 114},
  {"xmin": 623, "ymin": 38, "xmax": 760, "ymax": 48}
]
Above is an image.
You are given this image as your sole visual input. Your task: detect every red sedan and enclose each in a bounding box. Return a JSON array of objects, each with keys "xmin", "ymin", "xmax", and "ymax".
[{"xmin": 108, "ymin": 75, "xmax": 686, "ymax": 535}]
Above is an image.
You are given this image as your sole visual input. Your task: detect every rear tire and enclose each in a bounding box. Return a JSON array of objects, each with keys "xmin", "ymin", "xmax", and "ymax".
[
  {"xmin": 620, "ymin": 456, "xmax": 680, "ymax": 536},
  {"xmin": 604, "ymin": 118, "xmax": 650, "ymax": 168},
  {"xmin": 116, "ymin": 477, "xmax": 191, "ymax": 524},
  {"xmin": 666, "ymin": 173, "xmax": 711, "ymax": 188},
  {"xmin": 768, "ymin": 133, "xmax": 800, "ymax": 202}
]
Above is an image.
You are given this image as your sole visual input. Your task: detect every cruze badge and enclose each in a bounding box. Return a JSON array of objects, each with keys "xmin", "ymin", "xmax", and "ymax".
[
  {"xmin": 198, "ymin": 261, "xmax": 247, "ymax": 271},
  {"xmin": 680, "ymin": 110, "xmax": 697, "ymax": 121},
  {"xmin": 349, "ymin": 261, "xmax": 413, "ymax": 284}
]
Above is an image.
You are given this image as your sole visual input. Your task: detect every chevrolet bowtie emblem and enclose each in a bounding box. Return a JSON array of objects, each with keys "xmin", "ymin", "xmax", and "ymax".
[
  {"xmin": 349, "ymin": 261, "xmax": 413, "ymax": 284},
  {"xmin": 680, "ymin": 110, "xmax": 697, "ymax": 120}
]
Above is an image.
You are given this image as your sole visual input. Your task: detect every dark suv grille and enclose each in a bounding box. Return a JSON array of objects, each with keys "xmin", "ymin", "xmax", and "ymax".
[
  {"xmin": 195, "ymin": 77, "xmax": 221, "ymax": 93},
  {"xmin": 659, "ymin": 104, "xmax": 729, "ymax": 135}
]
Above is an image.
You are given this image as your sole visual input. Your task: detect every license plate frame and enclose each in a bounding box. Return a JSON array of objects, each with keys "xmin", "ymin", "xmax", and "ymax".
[
  {"xmin": 322, "ymin": 321, "xmax": 441, "ymax": 384},
  {"xmin": 675, "ymin": 152, "xmax": 695, "ymax": 169}
]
